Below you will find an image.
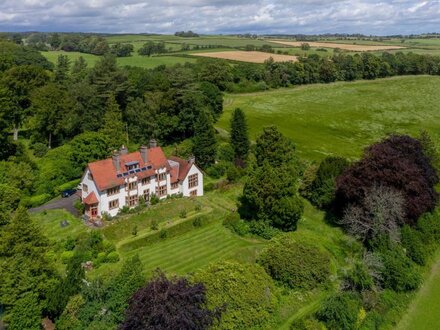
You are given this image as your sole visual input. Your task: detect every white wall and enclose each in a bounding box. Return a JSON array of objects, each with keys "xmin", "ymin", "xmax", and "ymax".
[
  {"xmin": 80, "ymin": 168, "xmax": 102, "ymax": 214},
  {"xmin": 181, "ymin": 164, "xmax": 204, "ymax": 197}
]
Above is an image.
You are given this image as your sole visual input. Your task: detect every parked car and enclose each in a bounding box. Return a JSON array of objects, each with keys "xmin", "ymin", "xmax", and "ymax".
[{"xmin": 61, "ymin": 189, "xmax": 77, "ymax": 198}]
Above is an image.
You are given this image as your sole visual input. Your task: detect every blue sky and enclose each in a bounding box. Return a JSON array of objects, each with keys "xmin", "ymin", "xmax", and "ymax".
[{"xmin": 0, "ymin": 1, "xmax": 439, "ymax": 35}]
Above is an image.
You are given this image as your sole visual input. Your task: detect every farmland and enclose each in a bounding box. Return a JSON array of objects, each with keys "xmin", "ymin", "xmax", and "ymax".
[
  {"xmin": 192, "ymin": 50, "xmax": 297, "ymax": 63},
  {"xmin": 218, "ymin": 75, "xmax": 440, "ymax": 161},
  {"xmin": 271, "ymin": 40, "xmax": 406, "ymax": 52}
]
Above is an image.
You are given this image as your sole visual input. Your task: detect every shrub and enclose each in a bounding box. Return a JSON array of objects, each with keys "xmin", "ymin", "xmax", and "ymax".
[
  {"xmin": 290, "ymin": 318, "xmax": 325, "ymax": 330},
  {"xmin": 373, "ymin": 238, "xmax": 421, "ymax": 291},
  {"xmin": 401, "ymin": 225, "xmax": 428, "ymax": 265},
  {"xmin": 192, "ymin": 216, "xmax": 203, "ymax": 227},
  {"xmin": 132, "ymin": 225, "xmax": 138, "ymax": 237},
  {"xmin": 258, "ymin": 235, "xmax": 330, "ymax": 289},
  {"xmin": 316, "ymin": 293, "xmax": 361, "ymax": 330},
  {"xmin": 61, "ymin": 250, "xmax": 75, "ymax": 264},
  {"xmin": 32, "ymin": 142, "xmax": 49, "ymax": 157},
  {"xmin": 195, "ymin": 203, "xmax": 202, "ymax": 212},
  {"xmin": 179, "ymin": 209, "xmax": 187, "ymax": 219},
  {"xmin": 74, "ymin": 199, "xmax": 85, "ymax": 214},
  {"xmin": 417, "ymin": 209, "xmax": 440, "ymax": 246},
  {"xmin": 150, "ymin": 194, "xmax": 160, "ymax": 205},
  {"xmin": 96, "ymin": 252, "xmax": 107, "ymax": 265},
  {"xmin": 193, "ymin": 261, "xmax": 278, "ymax": 329},
  {"xmin": 27, "ymin": 193, "xmax": 52, "ymax": 207},
  {"xmin": 342, "ymin": 262, "xmax": 374, "ymax": 292},
  {"xmin": 222, "ymin": 212, "xmax": 250, "ymax": 236},
  {"xmin": 306, "ymin": 156, "xmax": 348, "ymax": 209},
  {"xmin": 159, "ymin": 229, "xmax": 168, "ymax": 239},
  {"xmin": 106, "ymin": 251, "xmax": 119, "ymax": 263},
  {"xmin": 150, "ymin": 219, "xmax": 159, "ymax": 230},
  {"xmin": 226, "ymin": 165, "xmax": 243, "ymax": 183},
  {"xmin": 249, "ymin": 220, "xmax": 279, "ymax": 239}
]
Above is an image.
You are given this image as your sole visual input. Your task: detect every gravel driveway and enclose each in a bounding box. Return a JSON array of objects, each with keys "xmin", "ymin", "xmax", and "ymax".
[{"xmin": 29, "ymin": 193, "xmax": 80, "ymax": 216}]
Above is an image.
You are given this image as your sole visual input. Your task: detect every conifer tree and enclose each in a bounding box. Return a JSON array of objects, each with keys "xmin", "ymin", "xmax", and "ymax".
[
  {"xmin": 193, "ymin": 110, "xmax": 217, "ymax": 168},
  {"xmin": 230, "ymin": 108, "xmax": 250, "ymax": 167},
  {"xmin": 100, "ymin": 94, "xmax": 125, "ymax": 150}
]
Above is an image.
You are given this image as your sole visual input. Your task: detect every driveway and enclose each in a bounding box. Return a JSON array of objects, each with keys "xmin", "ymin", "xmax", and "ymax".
[{"xmin": 29, "ymin": 193, "xmax": 80, "ymax": 216}]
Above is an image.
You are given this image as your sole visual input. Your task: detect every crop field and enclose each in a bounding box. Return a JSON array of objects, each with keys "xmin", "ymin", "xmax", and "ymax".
[
  {"xmin": 218, "ymin": 75, "xmax": 440, "ymax": 161},
  {"xmin": 271, "ymin": 40, "xmax": 406, "ymax": 52},
  {"xmin": 192, "ymin": 51, "xmax": 298, "ymax": 63}
]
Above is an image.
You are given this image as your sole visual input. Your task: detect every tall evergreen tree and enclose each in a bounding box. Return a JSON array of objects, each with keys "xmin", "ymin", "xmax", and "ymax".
[
  {"xmin": 230, "ymin": 108, "xmax": 250, "ymax": 167},
  {"xmin": 0, "ymin": 208, "xmax": 60, "ymax": 322},
  {"xmin": 193, "ymin": 110, "xmax": 217, "ymax": 168},
  {"xmin": 255, "ymin": 126, "xmax": 296, "ymax": 168},
  {"xmin": 54, "ymin": 54, "xmax": 70, "ymax": 84},
  {"xmin": 100, "ymin": 94, "xmax": 125, "ymax": 150}
]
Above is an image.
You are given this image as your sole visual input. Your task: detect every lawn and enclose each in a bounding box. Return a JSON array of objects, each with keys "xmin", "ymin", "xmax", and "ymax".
[
  {"xmin": 397, "ymin": 253, "xmax": 440, "ymax": 330},
  {"xmin": 31, "ymin": 209, "xmax": 87, "ymax": 241},
  {"xmin": 218, "ymin": 75, "xmax": 440, "ymax": 161}
]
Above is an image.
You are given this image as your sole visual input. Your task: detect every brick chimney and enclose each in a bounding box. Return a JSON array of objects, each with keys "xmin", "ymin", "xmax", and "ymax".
[
  {"xmin": 149, "ymin": 139, "xmax": 157, "ymax": 148},
  {"xmin": 119, "ymin": 145, "xmax": 128, "ymax": 155},
  {"xmin": 112, "ymin": 151, "xmax": 120, "ymax": 172},
  {"xmin": 140, "ymin": 145, "xmax": 148, "ymax": 163}
]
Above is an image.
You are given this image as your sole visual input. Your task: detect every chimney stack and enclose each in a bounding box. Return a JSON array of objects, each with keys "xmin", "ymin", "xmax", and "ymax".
[
  {"xmin": 140, "ymin": 145, "xmax": 148, "ymax": 163},
  {"xmin": 112, "ymin": 151, "xmax": 120, "ymax": 172},
  {"xmin": 188, "ymin": 155, "xmax": 195, "ymax": 164},
  {"xmin": 149, "ymin": 139, "xmax": 157, "ymax": 148},
  {"xmin": 119, "ymin": 145, "xmax": 128, "ymax": 155}
]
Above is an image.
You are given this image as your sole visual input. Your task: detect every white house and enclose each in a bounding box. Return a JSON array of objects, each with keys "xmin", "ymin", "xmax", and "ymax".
[{"xmin": 80, "ymin": 140, "xmax": 203, "ymax": 220}]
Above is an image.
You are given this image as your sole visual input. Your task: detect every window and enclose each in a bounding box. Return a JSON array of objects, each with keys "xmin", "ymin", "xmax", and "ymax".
[
  {"xmin": 128, "ymin": 181, "xmax": 137, "ymax": 191},
  {"xmin": 188, "ymin": 174, "xmax": 198, "ymax": 188},
  {"xmin": 127, "ymin": 195, "xmax": 138, "ymax": 207},
  {"xmin": 108, "ymin": 199, "xmax": 119, "ymax": 210},
  {"xmin": 143, "ymin": 189, "xmax": 150, "ymax": 201},
  {"xmin": 190, "ymin": 190, "xmax": 197, "ymax": 197},
  {"xmin": 158, "ymin": 173, "xmax": 167, "ymax": 181},
  {"xmin": 141, "ymin": 177, "xmax": 150, "ymax": 185},
  {"xmin": 88, "ymin": 172, "xmax": 93, "ymax": 180},
  {"xmin": 157, "ymin": 185, "xmax": 167, "ymax": 197},
  {"xmin": 171, "ymin": 182, "xmax": 178, "ymax": 189},
  {"xmin": 83, "ymin": 183, "xmax": 88, "ymax": 193},
  {"xmin": 107, "ymin": 186, "xmax": 119, "ymax": 196}
]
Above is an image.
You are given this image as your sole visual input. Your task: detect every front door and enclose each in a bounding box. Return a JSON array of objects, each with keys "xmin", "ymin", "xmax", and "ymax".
[{"xmin": 91, "ymin": 206, "xmax": 98, "ymax": 218}]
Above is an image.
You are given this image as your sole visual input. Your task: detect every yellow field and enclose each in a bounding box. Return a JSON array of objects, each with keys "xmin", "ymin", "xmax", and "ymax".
[
  {"xmin": 192, "ymin": 51, "xmax": 298, "ymax": 63},
  {"xmin": 271, "ymin": 40, "xmax": 406, "ymax": 52}
]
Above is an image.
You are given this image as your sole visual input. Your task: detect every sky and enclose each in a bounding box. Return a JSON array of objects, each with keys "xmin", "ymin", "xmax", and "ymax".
[{"xmin": 0, "ymin": 0, "xmax": 439, "ymax": 35}]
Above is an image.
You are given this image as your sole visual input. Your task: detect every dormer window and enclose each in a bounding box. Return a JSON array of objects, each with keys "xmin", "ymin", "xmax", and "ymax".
[{"xmin": 125, "ymin": 161, "xmax": 139, "ymax": 171}]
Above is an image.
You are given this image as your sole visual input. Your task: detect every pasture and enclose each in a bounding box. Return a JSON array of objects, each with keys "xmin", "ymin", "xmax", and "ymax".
[
  {"xmin": 219, "ymin": 75, "xmax": 440, "ymax": 161},
  {"xmin": 270, "ymin": 40, "xmax": 406, "ymax": 52},
  {"xmin": 192, "ymin": 50, "xmax": 297, "ymax": 63}
]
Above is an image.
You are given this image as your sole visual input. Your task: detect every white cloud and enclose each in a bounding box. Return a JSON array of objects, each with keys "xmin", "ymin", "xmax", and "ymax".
[{"xmin": 0, "ymin": 0, "xmax": 439, "ymax": 34}]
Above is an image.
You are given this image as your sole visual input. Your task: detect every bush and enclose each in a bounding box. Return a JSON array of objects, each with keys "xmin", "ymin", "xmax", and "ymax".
[
  {"xmin": 417, "ymin": 209, "xmax": 440, "ymax": 246},
  {"xmin": 205, "ymin": 162, "xmax": 228, "ymax": 179},
  {"xmin": 342, "ymin": 262, "xmax": 374, "ymax": 292},
  {"xmin": 96, "ymin": 252, "xmax": 107, "ymax": 265},
  {"xmin": 401, "ymin": 225, "xmax": 428, "ymax": 265},
  {"xmin": 74, "ymin": 199, "xmax": 85, "ymax": 214},
  {"xmin": 222, "ymin": 212, "xmax": 250, "ymax": 236},
  {"xmin": 258, "ymin": 235, "xmax": 330, "ymax": 289},
  {"xmin": 192, "ymin": 216, "xmax": 203, "ymax": 227},
  {"xmin": 316, "ymin": 293, "xmax": 361, "ymax": 330},
  {"xmin": 27, "ymin": 193, "xmax": 52, "ymax": 207},
  {"xmin": 290, "ymin": 318, "xmax": 325, "ymax": 330},
  {"xmin": 179, "ymin": 209, "xmax": 187, "ymax": 218},
  {"xmin": 226, "ymin": 165, "xmax": 243, "ymax": 183},
  {"xmin": 106, "ymin": 251, "xmax": 119, "ymax": 263},
  {"xmin": 374, "ymin": 238, "xmax": 421, "ymax": 291},
  {"xmin": 32, "ymin": 142, "xmax": 48, "ymax": 157},
  {"xmin": 193, "ymin": 261, "xmax": 278, "ymax": 329},
  {"xmin": 61, "ymin": 250, "xmax": 75, "ymax": 264},
  {"xmin": 150, "ymin": 219, "xmax": 158, "ymax": 230},
  {"xmin": 249, "ymin": 220, "xmax": 280, "ymax": 239},
  {"xmin": 159, "ymin": 229, "xmax": 168, "ymax": 239},
  {"xmin": 150, "ymin": 194, "xmax": 160, "ymax": 205}
]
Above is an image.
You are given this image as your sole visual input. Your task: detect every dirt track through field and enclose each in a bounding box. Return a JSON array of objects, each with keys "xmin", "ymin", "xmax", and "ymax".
[
  {"xmin": 192, "ymin": 51, "xmax": 298, "ymax": 63},
  {"xmin": 271, "ymin": 40, "xmax": 406, "ymax": 52}
]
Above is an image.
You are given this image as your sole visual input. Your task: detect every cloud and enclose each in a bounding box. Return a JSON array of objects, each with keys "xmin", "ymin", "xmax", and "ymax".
[{"xmin": 0, "ymin": 0, "xmax": 439, "ymax": 35}]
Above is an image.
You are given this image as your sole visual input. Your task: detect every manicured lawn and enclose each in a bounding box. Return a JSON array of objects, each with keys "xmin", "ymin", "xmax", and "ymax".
[
  {"xmin": 219, "ymin": 76, "xmax": 440, "ymax": 161},
  {"xmin": 31, "ymin": 209, "xmax": 87, "ymax": 241}
]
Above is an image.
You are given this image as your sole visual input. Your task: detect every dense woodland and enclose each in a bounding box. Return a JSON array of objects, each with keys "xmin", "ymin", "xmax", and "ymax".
[{"xmin": 1, "ymin": 35, "xmax": 440, "ymax": 329}]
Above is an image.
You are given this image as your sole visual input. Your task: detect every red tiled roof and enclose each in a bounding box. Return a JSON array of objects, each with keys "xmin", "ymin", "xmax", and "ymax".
[
  {"xmin": 83, "ymin": 192, "xmax": 98, "ymax": 204},
  {"xmin": 169, "ymin": 156, "xmax": 193, "ymax": 181},
  {"xmin": 88, "ymin": 147, "xmax": 169, "ymax": 191}
]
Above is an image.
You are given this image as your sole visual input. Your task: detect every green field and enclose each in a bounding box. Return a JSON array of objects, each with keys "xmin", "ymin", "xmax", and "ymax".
[
  {"xmin": 397, "ymin": 255, "xmax": 440, "ymax": 330},
  {"xmin": 218, "ymin": 76, "xmax": 440, "ymax": 161},
  {"xmin": 41, "ymin": 50, "xmax": 196, "ymax": 69}
]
